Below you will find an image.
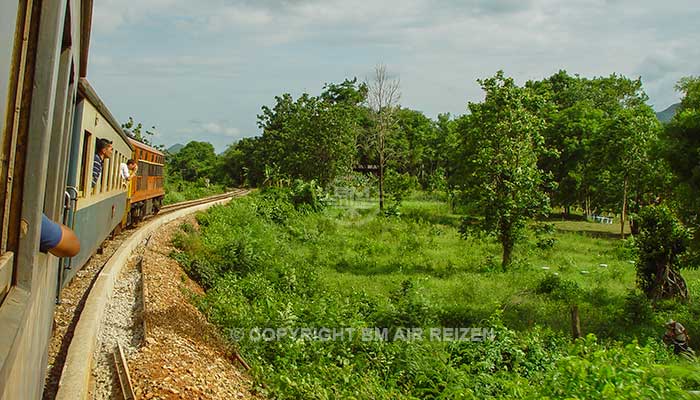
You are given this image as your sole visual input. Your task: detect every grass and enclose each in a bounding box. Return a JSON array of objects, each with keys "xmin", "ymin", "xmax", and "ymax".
[
  {"xmin": 316, "ymin": 200, "xmax": 645, "ymax": 337},
  {"xmin": 163, "ymin": 179, "xmax": 226, "ymax": 205},
  {"xmin": 171, "ymin": 191, "xmax": 700, "ymax": 399}
]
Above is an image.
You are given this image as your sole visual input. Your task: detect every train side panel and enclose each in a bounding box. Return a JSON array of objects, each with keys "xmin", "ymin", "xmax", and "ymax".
[
  {"xmin": 128, "ymin": 140, "xmax": 165, "ymax": 222},
  {"xmin": 63, "ymin": 193, "xmax": 127, "ymax": 285},
  {"xmin": 0, "ymin": 1, "xmax": 93, "ymax": 399},
  {"xmin": 61, "ymin": 82, "xmax": 132, "ymax": 286}
]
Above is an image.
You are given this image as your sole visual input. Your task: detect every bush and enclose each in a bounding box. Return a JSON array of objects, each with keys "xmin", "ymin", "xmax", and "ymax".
[
  {"xmin": 171, "ymin": 191, "xmax": 699, "ymax": 399},
  {"xmin": 635, "ymin": 205, "xmax": 693, "ymax": 301},
  {"xmin": 536, "ymin": 335, "xmax": 688, "ymax": 400},
  {"xmin": 384, "ymin": 170, "xmax": 417, "ymax": 216},
  {"xmin": 535, "ymin": 274, "xmax": 581, "ymax": 302}
]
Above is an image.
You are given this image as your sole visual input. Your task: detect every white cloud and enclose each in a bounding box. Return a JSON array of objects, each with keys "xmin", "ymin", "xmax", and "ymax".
[
  {"xmin": 88, "ymin": 0, "xmax": 700, "ymax": 150},
  {"xmin": 207, "ymin": 5, "xmax": 273, "ymax": 31},
  {"xmin": 92, "ymin": 0, "xmax": 181, "ymax": 33},
  {"xmin": 178, "ymin": 121, "xmax": 241, "ymax": 138}
]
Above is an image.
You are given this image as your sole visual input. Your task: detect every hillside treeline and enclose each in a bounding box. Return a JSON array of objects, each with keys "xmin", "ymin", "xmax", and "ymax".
[
  {"xmin": 168, "ymin": 71, "xmax": 700, "ymax": 266},
  {"xmin": 195, "ymin": 72, "xmax": 695, "ymax": 221}
]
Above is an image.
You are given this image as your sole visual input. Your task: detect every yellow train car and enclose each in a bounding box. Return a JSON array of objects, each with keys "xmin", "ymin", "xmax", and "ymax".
[{"xmin": 127, "ymin": 139, "xmax": 165, "ymax": 223}]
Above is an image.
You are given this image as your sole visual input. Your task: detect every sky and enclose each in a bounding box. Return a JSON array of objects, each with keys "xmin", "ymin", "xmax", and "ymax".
[{"xmin": 87, "ymin": 0, "xmax": 700, "ymax": 153}]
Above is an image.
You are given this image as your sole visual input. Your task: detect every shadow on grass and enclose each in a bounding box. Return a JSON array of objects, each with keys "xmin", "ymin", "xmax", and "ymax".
[
  {"xmin": 554, "ymin": 228, "xmax": 623, "ymax": 240},
  {"xmin": 400, "ymin": 208, "xmax": 462, "ymax": 228},
  {"xmin": 544, "ymin": 213, "xmax": 588, "ymax": 222},
  {"xmin": 333, "ymin": 258, "xmax": 460, "ymax": 278},
  {"xmin": 550, "ymin": 219, "xmax": 630, "ymax": 240}
]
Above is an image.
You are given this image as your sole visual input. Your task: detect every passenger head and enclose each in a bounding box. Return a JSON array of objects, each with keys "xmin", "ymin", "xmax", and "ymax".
[
  {"xmin": 95, "ymin": 138, "xmax": 113, "ymax": 159},
  {"xmin": 127, "ymin": 159, "xmax": 136, "ymax": 169}
]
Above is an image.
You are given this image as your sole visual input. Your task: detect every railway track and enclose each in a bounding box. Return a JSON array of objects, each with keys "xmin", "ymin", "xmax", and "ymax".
[
  {"xmin": 159, "ymin": 189, "xmax": 250, "ymax": 214},
  {"xmin": 52, "ymin": 188, "xmax": 251, "ymax": 400}
]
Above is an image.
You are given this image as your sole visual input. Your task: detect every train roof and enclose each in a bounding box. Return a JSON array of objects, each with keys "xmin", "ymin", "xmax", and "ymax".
[
  {"xmin": 129, "ymin": 138, "xmax": 165, "ymax": 156},
  {"xmin": 77, "ymin": 78, "xmax": 134, "ymax": 151},
  {"xmin": 79, "ymin": 0, "xmax": 94, "ymax": 78}
]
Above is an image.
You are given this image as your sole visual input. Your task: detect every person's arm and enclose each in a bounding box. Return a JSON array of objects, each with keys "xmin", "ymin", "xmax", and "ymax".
[
  {"xmin": 50, "ymin": 225, "xmax": 80, "ymax": 257},
  {"xmin": 40, "ymin": 214, "xmax": 80, "ymax": 257}
]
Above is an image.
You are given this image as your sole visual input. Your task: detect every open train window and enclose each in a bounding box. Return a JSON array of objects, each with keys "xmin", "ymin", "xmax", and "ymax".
[
  {"xmin": 79, "ymin": 130, "xmax": 92, "ymax": 196},
  {"xmin": 104, "ymin": 157, "xmax": 110, "ymax": 192},
  {"xmin": 111, "ymin": 151, "xmax": 117, "ymax": 190},
  {"xmin": 99, "ymin": 156, "xmax": 106, "ymax": 193},
  {"xmin": 115, "ymin": 153, "xmax": 120, "ymax": 189}
]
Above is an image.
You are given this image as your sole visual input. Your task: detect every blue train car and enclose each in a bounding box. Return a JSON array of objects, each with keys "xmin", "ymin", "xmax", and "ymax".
[
  {"xmin": 62, "ymin": 79, "xmax": 133, "ymax": 285},
  {"xmin": 0, "ymin": 1, "xmax": 96, "ymax": 399}
]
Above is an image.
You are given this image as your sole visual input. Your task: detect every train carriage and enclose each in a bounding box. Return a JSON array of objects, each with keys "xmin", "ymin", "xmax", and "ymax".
[
  {"xmin": 0, "ymin": 1, "xmax": 95, "ymax": 398},
  {"xmin": 127, "ymin": 139, "xmax": 165, "ymax": 224},
  {"xmin": 0, "ymin": 1, "xmax": 166, "ymax": 398},
  {"xmin": 61, "ymin": 78, "xmax": 134, "ymax": 284}
]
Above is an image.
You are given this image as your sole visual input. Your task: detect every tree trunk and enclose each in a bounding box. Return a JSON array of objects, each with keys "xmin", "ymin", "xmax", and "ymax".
[
  {"xmin": 501, "ymin": 239, "xmax": 513, "ymax": 271},
  {"xmin": 571, "ymin": 304, "xmax": 582, "ymax": 340},
  {"xmin": 630, "ymin": 218, "xmax": 639, "ymax": 235},
  {"xmin": 651, "ymin": 263, "xmax": 689, "ymax": 302},
  {"xmin": 379, "ymin": 154, "xmax": 384, "ymax": 212},
  {"xmin": 620, "ymin": 176, "xmax": 628, "ymax": 239}
]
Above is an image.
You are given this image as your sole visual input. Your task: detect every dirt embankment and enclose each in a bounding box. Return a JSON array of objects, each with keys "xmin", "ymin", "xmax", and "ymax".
[{"xmin": 128, "ymin": 215, "xmax": 260, "ymax": 399}]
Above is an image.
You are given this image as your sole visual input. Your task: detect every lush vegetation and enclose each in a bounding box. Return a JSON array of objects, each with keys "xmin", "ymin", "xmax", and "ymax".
[
  {"xmin": 171, "ymin": 190, "xmax": 700, "ymax": 399},
  {"xmin": 156, "ymin": 69, "xmax": 700, "ymax": 397},
  {"xmin": 162, "ymin": 141, "xmax": 228, "ymax": 205}
]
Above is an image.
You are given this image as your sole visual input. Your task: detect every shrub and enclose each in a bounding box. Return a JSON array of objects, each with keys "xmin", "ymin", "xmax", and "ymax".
[
  {"xmin": 635, "ymin": 205, "xmax": 693, "ymax": 301},
  {"xmin": 535, "ymin": 274, "xmax": 581, "ymax": 302}
]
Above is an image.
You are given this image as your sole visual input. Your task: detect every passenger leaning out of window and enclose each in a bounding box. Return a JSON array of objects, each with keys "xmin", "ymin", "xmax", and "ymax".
[
  {"xmin": 119, "ymin": 159, "xmax": 138, "ymax": 188},
  {"xmin": 92, "ymin": 138, "xmax": 113, "ymax": 190}
]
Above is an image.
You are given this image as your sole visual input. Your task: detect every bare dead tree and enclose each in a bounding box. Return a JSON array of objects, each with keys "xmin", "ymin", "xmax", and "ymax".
[{"xmin": 366, "ymin": 64, "xmax": 401, "ymax": 212}]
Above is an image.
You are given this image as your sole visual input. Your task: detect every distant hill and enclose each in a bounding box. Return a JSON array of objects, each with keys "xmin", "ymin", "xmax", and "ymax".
[
  {"xmin": 167, "ymin": 143, "xmax": 184, "ymax": 154},
  {"xmin": 656, "ymin": 103, "xmax": 681, "ymax": 123}
]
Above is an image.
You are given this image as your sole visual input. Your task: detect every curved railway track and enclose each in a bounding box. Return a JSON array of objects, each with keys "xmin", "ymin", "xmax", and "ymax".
[
  {"xmin": 158, "ymin": 189, "xmax": 249, "ymax": 214},
  {"xmin": 48, "ymin": 189, "xmax": 250, "ymax": 400}
]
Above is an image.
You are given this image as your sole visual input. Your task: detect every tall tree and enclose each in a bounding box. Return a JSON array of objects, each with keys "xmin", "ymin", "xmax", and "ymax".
[
  {"xmin": 122, "ymin": 117, "xmax": 158, "ymax": 147},
  {"xmin": 666, "ymin": 76, "xmax": 700, "ymax": 231},
  {"xmin": 366, "ymin": 64, "xmax": 401, "ymax": 212},
  {"xmin": 529, "ymin": 71, "xmax": 665, "ymax": 225},
  {"xmin": 597, "ymin": 105, "xmax": 663, "ymax": 238},
  {"xmin": 256, "ymin": 84, "xmax": 362, "ymax": 186},
  {"xmin": 457, "ymin": 72, "xmax": 549, "ymax": 269},
  {"xmin": 167, "ymin": 141, "xmax": 219, "ymax": 182}
]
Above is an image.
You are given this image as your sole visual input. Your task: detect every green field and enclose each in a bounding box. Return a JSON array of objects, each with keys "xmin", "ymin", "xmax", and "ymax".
[{"xmin": 172, "ymin": 191, "xmax": 700, "ymax": 399}]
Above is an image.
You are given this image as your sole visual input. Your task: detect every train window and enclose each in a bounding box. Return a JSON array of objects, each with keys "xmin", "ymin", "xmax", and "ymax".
[
  {"xmin": 109, "ymin": 156, "xmax": 114, "ymax": 191},
  {"xmin": 113, "ymin": 152, "xmax": 119, "ymax": 190},
  {"xmin": 100, "ymin": 157, "xmax": 107, "ymax": 193},
  {"xmin": 112, "ymin": 151, "xmax": 118, "ymax": 190},
  {"xmin": 79, "ymin": 131, "xmax": 92, "ymax": 196},
  {"xmin": 105, "ymin": 157, "xmax": 111, "ymax": 192},
  {"xmin": 109, "ymin": 152, "xmax": 114, "ymax": 191}
]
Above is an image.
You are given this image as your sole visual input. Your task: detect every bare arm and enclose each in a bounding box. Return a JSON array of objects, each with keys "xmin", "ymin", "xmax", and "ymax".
[{"xmin": 49, "ymin": 225, "xmax": 81, "ymax": 257}]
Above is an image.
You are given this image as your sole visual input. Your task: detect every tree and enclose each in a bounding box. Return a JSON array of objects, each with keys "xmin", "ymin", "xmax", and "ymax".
[
  {"xmin": 527, "ymin": 71, "xmax": 667, "ymax": 229},
  {"xmin": 597, "ymin": 105, "xmax": 664, "ymax": 238},
  {"xmin": 665, "ymin": 76, "xmax": 700, "ymax": 231},
  {"xmin": 221, "ymin": 137, "xmax": 264, "ymax": 187},
  {"xmin": 366, "ymin": 64, "xmax": 401, "ymax": 212},
  {"xmin": 167, "ymin": 141, "xmax": 219, "ymax": 182},
  {"xmin": 256, "ymin": 81, "xmax": 363, "ymax": 187},
  {"xmin": 456, "ymin": 72, "xmax": 549, "ymax": 270},
  {"xmin": 390, "ymin": 108, "xmax": 439, "ymax": 186},
  {"xmin": 635, "ymin": 205, "xmax": 692, "ymax": 301},
  {"xmin": 122, "ymin": 117, "xmax": 158, "ymax": 147}
]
